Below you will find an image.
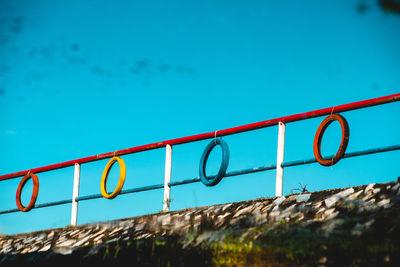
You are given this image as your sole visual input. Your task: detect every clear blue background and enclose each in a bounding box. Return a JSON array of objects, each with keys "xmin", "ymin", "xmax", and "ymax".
[{"xmin": 0, "ymin": 0, "xmax": 399, "ymax": 234}]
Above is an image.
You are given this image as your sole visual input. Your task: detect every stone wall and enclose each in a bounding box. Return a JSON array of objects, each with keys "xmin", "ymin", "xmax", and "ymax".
[{"xmin": 1, "ymin": 180, "xmax": 400, "ymax": 266}]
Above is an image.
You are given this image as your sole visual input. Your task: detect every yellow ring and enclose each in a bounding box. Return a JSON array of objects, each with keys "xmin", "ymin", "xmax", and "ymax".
[{"xmin": 100, "ymin": 156, "xmax": 126, "ymax": 199}]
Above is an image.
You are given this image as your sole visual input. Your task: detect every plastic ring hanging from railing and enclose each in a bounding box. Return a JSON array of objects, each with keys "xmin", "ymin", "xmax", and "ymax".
[
  {"xmin": 199, "ymin": 138, "xmax": 230, "ymax": 186},
  {"xmin": 16, "ymin": 172, "xmax": 39, "ymax": 212},
  {"xmin": 100, "ymin": 156, "xmax": 126, "ymax": 199},
  {"xmin": 313, "ymin": 113, "xmax": 350, "ymax": 166}
]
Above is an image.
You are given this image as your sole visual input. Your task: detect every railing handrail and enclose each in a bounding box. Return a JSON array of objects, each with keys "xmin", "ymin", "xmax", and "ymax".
[{"xmin": 1, "ymin": 93, "xmax": 399, "ymax": 181}]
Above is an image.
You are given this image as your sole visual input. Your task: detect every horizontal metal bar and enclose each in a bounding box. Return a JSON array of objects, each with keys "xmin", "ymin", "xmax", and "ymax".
[
  {"xmin": 75, "ymin": 194, "xmax": 102, "ymax": 201},
  {"xmin": 34, "ymin": 199, "xmax": 72, "ymax": 208},
  {"xmin": 0, "ymin": 208, "xmax": 20, "ymax": 215},
  {"xmin": 168, "ymin": 164, "xmax": 278, "ymax": 187},
  {"xmin": 342, "ymin": 144, "xmax": 400, "ymax": 159},
  {"xmin": 121, "ymin": 183, "xmax": 164, "ymax": 194},
  {"xmin": 76, "ymin": 184, "xmax": 166, "ymax": 201},
  {"xmin": 169, "ymin": 178, "xmax": 201, "ymax": 187},
  {"xmin": 1, "ymin": 93, "xmax": 399, "ymax": 181},
  {"xmin": 281, "ymin": 144, "xmax": 400, "ymax": 167},
  {"xmin": 281, "ymin": 158, "xmax": 317, "ymax": 167},
  {"xmin": 225, "ymin": 164, "xmax": 277, "ymax": 177},
  {"xmin": 0, "ymin": 199, "xmax": 72, "ymax": 215}
]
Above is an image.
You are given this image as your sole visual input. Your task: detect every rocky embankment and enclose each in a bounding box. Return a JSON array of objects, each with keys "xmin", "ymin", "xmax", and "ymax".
[{"xmin": 1, "ymin": 180, "xmax": 400, "ymax": 266}]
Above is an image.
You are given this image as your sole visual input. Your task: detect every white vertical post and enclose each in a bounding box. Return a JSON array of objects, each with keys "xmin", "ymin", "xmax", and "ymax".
[
  {"xmin": 163, "ymin": 144, "xmax": 173, "ymax": 212},
  {"xmin": 71, "ymin": 163, "xmax": 81, "ymax": 226},
  {"xmin": 275, "ymin": 121, "xmax": 286, "ymax": 197}
]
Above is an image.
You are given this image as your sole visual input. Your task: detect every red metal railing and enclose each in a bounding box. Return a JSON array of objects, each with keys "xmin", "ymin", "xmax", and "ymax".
[{"xmin": 1, "ymin": 93, "xmax": 399, "ymax": 181}]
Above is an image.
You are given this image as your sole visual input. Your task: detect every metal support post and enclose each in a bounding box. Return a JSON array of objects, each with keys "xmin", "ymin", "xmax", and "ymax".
[
  {"xmin": 71, "ymin": 163, "xmax": 80, "ymax": 226},
  {"xmin": 163, "ymin": 144, "xmax": 173, "ymax": 212},
  {"xmin": 275, "ymin": 122, "xmax": 286, "ymax": 196}
]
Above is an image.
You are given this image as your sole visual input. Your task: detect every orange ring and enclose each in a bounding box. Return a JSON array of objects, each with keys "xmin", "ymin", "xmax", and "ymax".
[
  {"xmin": 313, "ymin": 114, "xmax": 349, "ymax": 166},
  {"xmin": 16, "ymin": 172, "xmax": 39, "ymax": 212}
]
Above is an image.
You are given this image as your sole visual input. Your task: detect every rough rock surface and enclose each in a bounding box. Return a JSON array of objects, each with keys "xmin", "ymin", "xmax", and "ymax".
[{"xmin": 1, "ymin": 180, "xmax": 400, "ymax": 266}]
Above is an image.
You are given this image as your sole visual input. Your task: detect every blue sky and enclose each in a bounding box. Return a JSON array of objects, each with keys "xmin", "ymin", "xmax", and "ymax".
[{"xmin": 0, "ymin": 0, "xmax": 399, "ymax": 234}]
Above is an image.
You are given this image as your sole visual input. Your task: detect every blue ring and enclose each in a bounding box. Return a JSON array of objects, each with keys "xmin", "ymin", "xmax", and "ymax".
[{"xmin": 199, "ymin": 138, "xmax": 229, "ymax": 186}]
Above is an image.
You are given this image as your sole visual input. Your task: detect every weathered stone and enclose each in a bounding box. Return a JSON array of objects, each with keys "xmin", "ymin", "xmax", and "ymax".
[
  {"xmin": 280, "ymin": 204, "xmax": 296, "ymax": 218},
  {"xmin": 391, "ymin": 183, "xmax": 400, "ymax": 192},
  {"xmin": 38, "ymin": 243, "xmax": 51, "ymax": 252},
  {"xmin": 53, "ymin": 246, "xmax": 74, "ymax": 255},
  {"xmin": 325, "ymin": 188, "xmax": 354, "ymax": 208},
  {"xmin": 283, "ymin": 195, "xmax": 297, "ymax": 204},
  {"xmin": 222, "ymin": 203, "xmax": 233, "ymax": 211},
  {"xmin": 364, "ymin": 183, "xmax": 375, "ymax": 193},
  {"xmin": 377, "ymin": 198, "xmax": 391, "ymax": 208},
  {"xmin": 346, "ymin": 190, "xmax": 363, "ymax": 201},
  {"xmin": 90, "ymin": 227, "xmax": 107, "ymax": 239},
  {"xmin": 233, "ymin": 205, "xmax": 254, "ymax": 218},
  {"xmin": 47, "ymin": 231, "xmax": 55, "ymax": 238},
  {"xmin": 73, "ymin": 235, "xmax": 91, "ymax": 247},
  {"xmin": 324, "ymin": 197, "xmax": 337, "ymax": 208},
  {"xmin": 313, "ymin": 201, "xmax": 323, "ymax": 209},
  {"xmin": 109, "ymin": 226, "xmax": 124, "ymax": 236},
  {"xmin": 296, "ymin": 194, "xmax": 311, "ymax": 203},
  {"xmin": 361, "ymin": 192, "xmax": 374, "ymax": 201},
  {"xmin": 373, "ymin": 188, "xmax": 381, "ymax": 194},
  {"xmin": 56, "ymin": 239, "xmax": 76, "ymax": 247},
  {"xmin": 316, "ymin": 207, "xmax": 326, "ymax": 214},
  {"xmin": 273, "ymin": 196, "xmax": 285, "ymax": 206}
]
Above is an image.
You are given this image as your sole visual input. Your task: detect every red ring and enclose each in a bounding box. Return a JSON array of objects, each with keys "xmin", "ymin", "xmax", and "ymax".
[
  {"xmin": 16, "ymin": 172, "xmax": 39, "ymax": 212},
  {"xmin": 313, "ymin": 114, "xmax": 349, "ymax": 166}
]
